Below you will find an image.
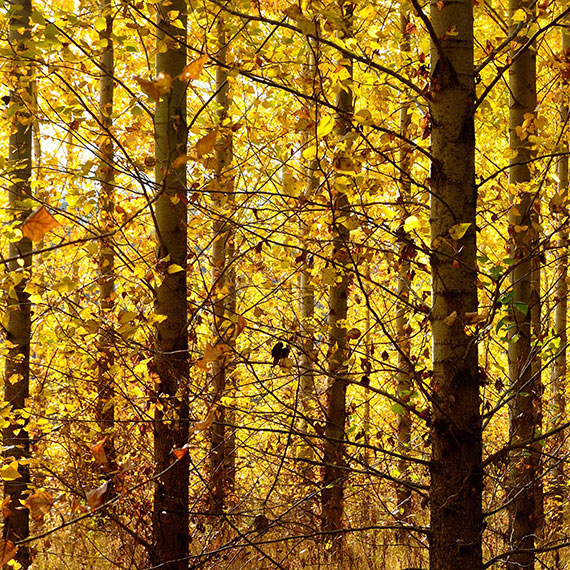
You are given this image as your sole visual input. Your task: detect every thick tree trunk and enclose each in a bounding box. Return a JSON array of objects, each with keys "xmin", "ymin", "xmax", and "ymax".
[
  {"xmin": 321, "ymin": 0, "xmax": 353, "ymax": 550},
  {"xmin": 428, "ymin": 2, "xmax": 482, "ymax": 570},
  {"xmin": 150, "ymin": 1, "xmax": 189, "ymax": 567},
  {"xmin": 96, "ymin": 0, "xmax": 116, "ymax": 475},
  {"xmin": 395, "ymin": 4, "xmax": 413, "ymax": 538},
  {"xmin": 3, "ymin": 0, "xmax": 33, "ymax": 565},
  {"xmin": 208, "ymin": 11, "xmax": 236, "ymax": 517},
  {"xmin": 506, "ymin": 1, "xmax": 540, "ymax": 567},
  {"xmin": 551, "ymin": 25, "xmax": 569, "ymax": 569}
]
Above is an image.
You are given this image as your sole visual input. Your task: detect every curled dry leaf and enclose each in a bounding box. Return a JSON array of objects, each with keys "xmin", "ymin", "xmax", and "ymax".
[
  {"xmin": 86, "ymin": 480, "xmax": 109, "ymax": 511},
  {"xmin": 91, "ymin": 438, "xmax": 109, "ymax": 464},
  {"xmin": 22, "ymin": 207, "xmax": 60, "ymax": 242},
  {"xmin": 180, "ymin": 54, "xmax": 208, "ymax": 81},
  {"xmin": 0, "ymin": 540, "xmax": 17, "ymax": 566},
  {"xmin": 464, "ymin": 309, "xmax": 489, "ymax": 325},
  {"xmin": 25, "ymin": 490, "xmax": 54, "ymax": 521}
]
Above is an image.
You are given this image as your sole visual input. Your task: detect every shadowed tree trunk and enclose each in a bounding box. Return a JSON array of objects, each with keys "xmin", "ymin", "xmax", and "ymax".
[
  {"xmin": 3, "ymin": 0, "xmax": 33, "ymax": 565},
  {"xmin": 150, "ymin": 0, "xmax": 189, "ymax": 566},
  {"xmin": 427, "ymin": 1, "xmax": 482, "ymax": 569},
  {"xmin": 96, "ymin": 0, "xmax": 116, "ymax": 477},
  {"xmin": 506, "ymin": 1, "xmax": 541, "ymax": 567},
  {"xmin": 208, "ymin": 9, "xmax": 236, "ymax": 518},
  {"xmin": 321, "ymin": 0, "xmax": 353, "ymax": 554}
]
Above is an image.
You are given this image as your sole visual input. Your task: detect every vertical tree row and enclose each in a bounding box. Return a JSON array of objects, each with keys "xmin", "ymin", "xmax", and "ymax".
[
  {"xmin": 507, "ymin": 0, "xmax": 540, "ymax": 566},
  {"xmin": 427, "ymin": 0, "xmax": 482, "ymax": 569},
  {"xmin": 208, "ymin": 8, "xmax": 236, "ymax": 518},
  {"xmin": 150, "ymin": 0, "xmax": 189, "ymax": 566},
  {"xmin": 321, "ymin": 0, "xmax": 353, "ymax": 551},
  {"xmin": 96, "ymin": 0, "xmax": 116, "ymax": 476},
  {"xmin": 4, "ymin": 0, "xmax": 33, "ymax": 566}
]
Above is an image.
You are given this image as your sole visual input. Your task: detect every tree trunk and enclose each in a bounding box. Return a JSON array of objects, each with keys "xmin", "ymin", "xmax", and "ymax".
[
  {"xmin": 507, "ymin": 1, "xmax": 540, "ymax": 567},
  {"xmin": 395, "ymin": 3, "xmax": 414, "ymax": 540},
  {"xmin": 428, "ymin": 2, "xmax": 482, "ymax": 569},
  {"xmin": 150, "ymin": 0, "xmax": 189, "ymax": 566},
  {"xmin": 321, "ymin": 0, "xmax": 353, "ymax": 551},
  {"xmin": 208, "ymin": 10, "xmax": 236, "ymax": 518},
  {"xmin": 3, "ymin": 0, "xmax": 33, "ymax": 565},
  {"xmin": 96, "ymin": 0, "xmax": 116, "ymax": 477},
  {"xmin": 551, "ymin": 24, "xmax": 569, "ymax": 570}
]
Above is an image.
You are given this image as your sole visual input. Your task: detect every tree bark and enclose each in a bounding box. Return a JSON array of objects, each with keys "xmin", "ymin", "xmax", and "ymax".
[
  {"xmin": 506, "ymin": 1, "xmax": 541, "ymax": 567},
  {"xmin": 96, "ymin": 0, "xmax": 116, "ymax": 477},
  {"xmin": 428, "ymin": 1, "xmax": 482, "ymax": 569},
  {"xmin": 321, "ymin": 0, "xmax": 353, "ymax": 551},
  {"xmin": 208, "ymin": 10, "xmax": 236, "ymax": 518},
  {"xmin": 3, "ymin": 0, "xmax": 33, "ymax": 565},
  {"xmin": 150, "ymin": 0, "xmax": 189, "ymax": 566}
]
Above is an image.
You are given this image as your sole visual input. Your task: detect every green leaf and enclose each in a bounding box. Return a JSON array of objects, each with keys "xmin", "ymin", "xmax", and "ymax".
[{"xmin": 391, "ymin": 403, "xmax": 406, "ymax": 415}]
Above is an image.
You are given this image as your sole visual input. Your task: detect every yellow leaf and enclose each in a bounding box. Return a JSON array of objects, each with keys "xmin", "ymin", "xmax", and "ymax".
[
  {"xmin": 512, "ymin": 8, "xmax": 526, "ymax": 22},
  {"xmin": 181, "ymin": 54, "xmax": 208, "ymax": 81},
  {"xmin": 0, "ymin": 461, "xmax": 20, "ymax": 481},
  {"xmin": 316, "ymin": 115, "xmax": 335, "ymax": 138},
  {"xmin": 94, "ymin": 17, "xmax": 106, "ymax": 32},
  {"xmin": 449, "ymin": 222, "xmax": 471, "ymax": 240},
  {"xmin": 22, "ymin": 207, "xmax": 60, "ymax": 242},
  {"xmin": 404, "ymin": 215, "xmax": 419, "ymax": 232},
  {"xmin": 135, "ymin": 72, "xmax": 172, "ymax": 102},
  {"xmin": 195, "ymin": 129, "xmax": 217, "ymax": 158},
  {"xmin": 167, "ymin": 264, "xmax": 184, "ymax": 274}
]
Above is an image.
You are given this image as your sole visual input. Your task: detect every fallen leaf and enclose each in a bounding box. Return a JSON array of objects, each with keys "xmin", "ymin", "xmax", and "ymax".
[
  {"xmin": 0, "ymin": 540, "xmax": 17, "ymax": 565},
  {"xmin": 86, "ymin": 480, "xmax": 109, "ymax": 511},
  {"xmin": 25, "ymin": 490, "xmax": 54, "ymax": 521},
  {"xmin": 195, "ymin": 129, "xmax": 217, "ymax": 159},
  {"xmin": 91, "ymin": 439, "xmax": 108, "ymax": 464},
  {"xmin": 22, "ymin": 207, "xmax": 60, "ymax": 242},
  {"xmin": 180, "ymin": 54, "xmax": 208, "ymax": 81}
]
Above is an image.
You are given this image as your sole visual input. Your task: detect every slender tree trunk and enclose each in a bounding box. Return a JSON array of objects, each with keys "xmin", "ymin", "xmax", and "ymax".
[
  {"xmin": 321, "ymin": 0, "xmax": 353, "ymax": 551},
  {"xmin": 208, "ymin": 11, "xmax": 235, "ymax": 517},
  {"xmin": 395, "ymin": 4, "xmax": 413, "ymax": 540},
  {"xmin": 150, "ymin": 0, "xmax": 189, "ymax": 566},
  {"xmin": 507, "ymin": 1, "xmax": 540, "ymax": 567},
  {"xmin": 3, "ymin": 0, "xmax": 33, "ymax": 565},
  {"xmin": 551, "ymin": 25, "xmax": 569, "ymax": 569},
  {"xmin": 428, "ymin": 2, "xmax": 482, "ymax": 569},
  {"xmin": 96, "ymin": 0, "xmax": 116, "ymax": 475}
]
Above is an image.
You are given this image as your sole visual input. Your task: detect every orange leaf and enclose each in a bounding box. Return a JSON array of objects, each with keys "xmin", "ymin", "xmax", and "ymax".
[
  {"xmin": 171, "ymin": 154, "xmax": 189, "ymax": 169},
  {"xmin": 25, "ymin": 490, "xmax": 53, "ymax": 521},
  {"xmin": 172, "ymin": 445, "xmax": 188, "ymax": 460},
  {"xmin": 91, "ymin": 439, "xmax": 109, "ymax": 464},
  {"xmin": 135, "ymin": 72, "xmax": 172, "ymax": 102},
  {"xmin": 181, "ymin": 54, "xmax": 208, "ymax": 81},
  {"xmin": 0, "ymin": 540, "xmax": 17, "ymax": 566},
  {"xmin": 1, "ymin": 495, "xmax": 10, "ymax": 519},
  {"xmin": 195, "ymin": 129, "xmax": 217, "ymax": 159},
  {"xmin": 22, "ymin": 207, "xmax": 60, "ymax": 242},
  {"xmin": 86, "ymin": 480, "xmax": 109, "ymax": 511}
]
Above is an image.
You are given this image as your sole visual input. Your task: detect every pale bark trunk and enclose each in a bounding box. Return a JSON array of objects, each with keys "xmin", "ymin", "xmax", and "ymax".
[
  {"xmin": 208, "ymin": 11, "xmax": 236, "ymax": 517},
  {"xmin": 551, "ymin": 25, "xmax": 569, "ymax": 570},
  {"xmin": 395, "ymin": 4, "xmax": 413, "ymax": 538},
  {"xmin": 96, "ymin": 0, "xmax": 116, "ymax": 475},
  {"xmin": 321, "ymin": 0, "xmax": 353, "ymax": 550},
  {"xmin": 3, "ymin": 0, "xmax": 33, "ymax": 565},
  {"xmin": 507, "ymin": 1, "xmax": 541, "ymax": 567},
  {"xmin": 428, "ymin": 2, "xmax": 482, "ymax": 569},
  {"xmin": 150, "ymin": 0, "xmax": 189, "ymax": 566}
]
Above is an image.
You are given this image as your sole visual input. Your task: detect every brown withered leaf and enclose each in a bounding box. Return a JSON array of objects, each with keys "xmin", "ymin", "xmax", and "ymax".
[
  {"xmin": 180, "ymin": 54, "xmax": 208, "ymax": 81},
  {"xmin": 1, "ymin": 495, "xmax": 10, "ymax": 519},
  {"xmin": 193, "ymin": 407, "xmax": 214, "ymax": 432},
  {"xmin": 443, "ymin": 310, "xmax": 458, "ymax": 326},
  {"xmin": 25, "ymin": 490, "xmax": 54, "ymax": 521},
  {"xmin": 195, "ymin": 129, "xmax": 218, "ymax": 159},
  {"xmin": 91, "ymin": 438, "xmax": 109, "ymax": 464},
  {"xmin": 0, "ymin": 540, "xmax": 17, "ymax": 566},
  {"xmin": 135, "ymin": 72, "xmax": 172, "ymax": 102},
  {"xmin": 464, "ymin": 309, "xmax": 489, "ymax": 325},
  {"xmin": 22, "ymin": 207, "xmax": 60, "ymax": 242},
  {"xmin": 86, "ymin": 480, "xmax": 109, "ymax": 511},
  {"xmin": 171, "ymin": 154, "xmax": 189, "ymax": 169}
]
